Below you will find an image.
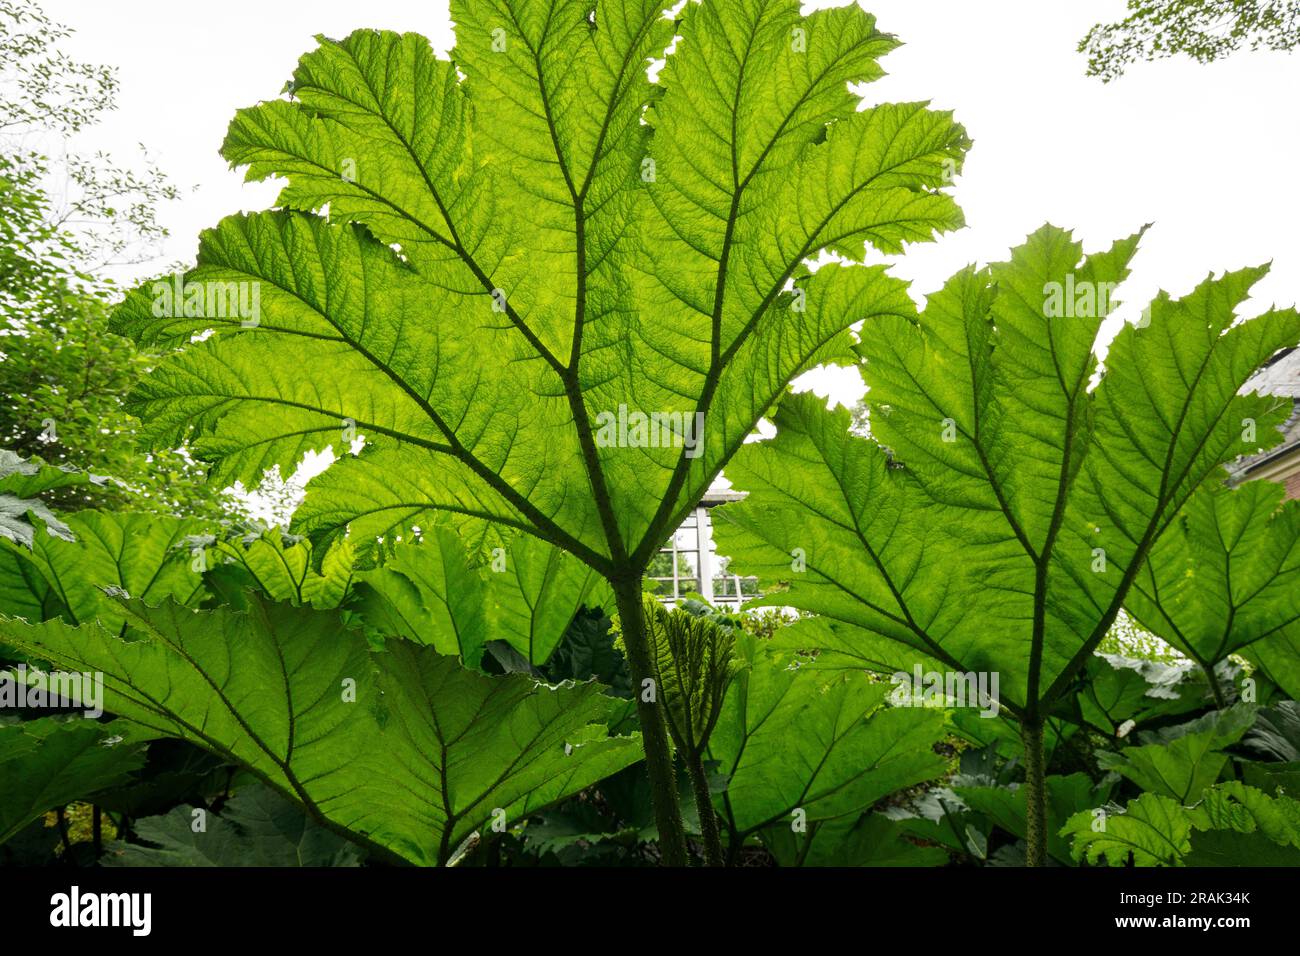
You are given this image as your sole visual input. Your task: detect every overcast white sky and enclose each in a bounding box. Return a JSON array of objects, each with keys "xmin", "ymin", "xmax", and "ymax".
[{"xmin": 40, "ymin": 0, "xmax": 1300, "ymax": 412}]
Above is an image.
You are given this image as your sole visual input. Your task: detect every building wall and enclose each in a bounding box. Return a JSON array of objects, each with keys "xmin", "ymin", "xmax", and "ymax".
[
  {"xmin": 648, "ymin": 495, "xmax": 757, "ymax": 609},
  {"xmin": 1232, "ymin": 349, "xmax": 1300, "ymax": 497},
  {"xmin": 1240, "ymin": 445, "xmax": 1300, "ymax": 500}
]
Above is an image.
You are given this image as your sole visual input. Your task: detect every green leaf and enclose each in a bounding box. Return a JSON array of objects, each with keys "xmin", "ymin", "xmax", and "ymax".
[
  {"xmin": 768, "ymin": 617, "xmax": 948, "ymax": 679},
  {"xmin": 0, "ymin": 450, "xmax": 114, "ymax": 549},
  {"xmin": 714, "ymin": 393, "xmax": 963, "ymax": 677},
  {"xmin": 485, "ymin": 533, "xmax": 612, "ymax": 666},
  {"xmin": 352, "ymin": 528, "xmax": 487, "ymax": 664},
  {"xmin": 103, "ymin": 784, "xmax": 363, "ymax": 867},
  {"xmin": 1066, "ymin": 780, "xmax": 1300, "ymax": 867},
  {"xmin": 946, "ymin": 710, "xmax": 1071, "ymax": 764},
  {"xmin": 1096, "ymin": 704, "xmax": 1256, "ymax": 803},
  {"xmin": 1069, "ymin": 652, "xmax": 1203, "ymax": 736},
  {"xmin": 1184, "ymin": 828, "xmax": 1300, "ymax": 866},
  {"xmin": 0, "ymin": 455, "xmax": 75, "ymax": 549},
  {"xmin": 707, "ymin": 633, "xmax": 947, "ymax": 838},
  {"xmin": 885, "ymin": 788, "xmax": 990, "ymax": 861},
  {"xmin": 212, "ymin": 532, "xmax": 356, "ymax": 610},
  {"xmin": 1241, "ymin": 759, "xmax": 1300, "ymax": 798},
  {"xmin": 0, "ymin": 596, "xmax": 641, "ymax": 865},
  {"xmin": 520, "ymin": 758, "xmax": 705, "ymax": 864},
  {"xmin": 1130, "ymin": 480, "xmax": 1300, "ymax": 699},
  {"xmin": 1186, "ymin": 780, "xmax": 1300, "ymax": 849},
  {"xmin": 714, "ymin": 228, "xmax": 1300, "ymax": 718},
  {"xmin": 31, "ymin": 512, "xmax": 206, "ymax": 627},
  {"xmin": 954, "ymin": 772, "xmax": 1110, "ymax": 865},
  {"xmin": 763, "ymin": 811, "xmax": 948, "ymax": 867},
  {"xmin": 537, "ymin": 607, "xmax": 631, "ymax": 696},
  {"xmin": 0, "ymin": 544, "xmax": 57, "ymax": 626},
  {"xmin": 0, "ymin": 450, "xmax": 112, "ymax": 503},
  {"xmin": 1061, "ymin": 792, "xmax": 1191, "ymax": 867},
  {"xmin": 639, "ymin": 595, "xmax": 735, "ymax": 758},
  {"xmin": 107, "ymin": 6, "xmax": 973, "ymax": 860},
  {"xmin": 354, "ymin": 528, "xmax": 608, "ymax": 668},
  {"xmin": 91, "ymin": 740, "xmax": 232, "ymax": 819},
  {"xmin": 111, "ymin": 3, "xmax": 964, "ymax": 576},
  {"xmin": 0, "ymin": 495, "xmax": 68, "ymax": 550},
  {"xmin": 1243, "ymin": 700, "xmax": 1300, "ymax": 762},
  {"xmin": 0, "ymin": 717, "xmax": 152, "ymax": 846}
]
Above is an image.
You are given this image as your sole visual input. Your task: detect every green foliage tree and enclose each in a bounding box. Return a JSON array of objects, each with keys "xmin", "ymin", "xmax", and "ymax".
[
  {"xmin": 1080, "ymin": 0, "xmax": 1300, "ymax": 81},
  {"xmin": 107, "ymin": 0, "xmax": 968, "ymax": 863},
  {"xmin": 0, "ymin": 0, "xmax": 219, "ymax": 517}
]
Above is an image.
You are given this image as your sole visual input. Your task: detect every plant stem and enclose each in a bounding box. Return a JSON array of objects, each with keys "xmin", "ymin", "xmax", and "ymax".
[
  {"xmin": 612, "ymin": 578, "xmax": 689, "ymax": 867},
  {"xmin": 1021, "ymin": 718, "xmax": 1048, "ymax": 867},
  {"xmin": 55, "ymin": 806, "xmax": 72, "ymax": 856},
  {"xmin": 1204, "ymin": 662, "xmax": 1227, "ymax": 708},
  {"xmin": 794, "ymin": 821, "xmax": 818, "ymax": 867},
  {"xmin": 723, "ymin": 792, "xmax": 743, "ymax": 866},
  {"xmin": 684, "ymin": 750, "xmax": 724, "ymax": 867}
]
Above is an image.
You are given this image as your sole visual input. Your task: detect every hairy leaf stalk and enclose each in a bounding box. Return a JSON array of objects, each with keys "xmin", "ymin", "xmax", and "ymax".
[
  {"xmin": 1204, "ymin": 664, "xmax": 1227, "ymax": 709},
  {"xmin": 685, "ymin": 752, "xmax": 724, "ymax": 867},
  {"xmin": 612, "ymin": 579, "xmax": 689, "ymax": 866},
  {"xmin": 1022, "ymin": 718, "xmax": 1048, "ymax": 867}
]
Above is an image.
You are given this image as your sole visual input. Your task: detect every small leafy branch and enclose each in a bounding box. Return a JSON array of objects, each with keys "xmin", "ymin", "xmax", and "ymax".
[{"xmin": 1079, "ymin": 0, "xmax": 1300, "ymax": 82}]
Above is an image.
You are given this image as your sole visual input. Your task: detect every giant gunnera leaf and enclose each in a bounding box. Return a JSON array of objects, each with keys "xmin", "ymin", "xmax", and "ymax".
[
  {"xmin": 203, "ymin": 525, "xmax": 605, "ymax": 670},
  {"xmin": 0, "ymin": 717, "xmax": 153, "ymax": 845},
  {"xmin": 355, "ymin": 527, "xmax": 611, "ymax": 669},
  {"xmin": 1060, "ymin": 792, "xmax": 1191, "ymax": 867},
  {"xmin": 206, "ymin": 530, "xmax": 357, "ymax": 611},
  {"xmin": 707, "ymin": 633, "xmax": 948, "ymax": 850},
  {"xmin": 715, "ymin": 228, "xmax": 1299, "ymax": 717},
  {"xmin": 1095, "ymin": 704, "xmax": 1256, "ymax": 804},
  {"xmin": 108, "ymin": 0, "xmax": 967, "ymax": 859},
  {"xmin": 102, "ymin": 784, "xmax": 364, "ymax": 867},
  {"xmin": 1062, "ymin": 781, "xmax": 1300, "ymax": 867},
  {"xmin": 0, "ymin": 508, "xmax": 208, "ymax": 667},
  {"xmin": 112, "ymin": 0, "xmax": 965, "ymax": 575},
  {"xmin": 712, "ymin": 227, "xmax": 1300, "ymax": 864},
  {"xmin": 0, "ymin": 457, "xmax": 205, "ymax": 630},
  {"xmin": 0, "ymin": 596, "xmax": 641, "ymax": 865},
  {"xmin": 0, "ymin": 452, "xmax": 144, "ymax": 626}
]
